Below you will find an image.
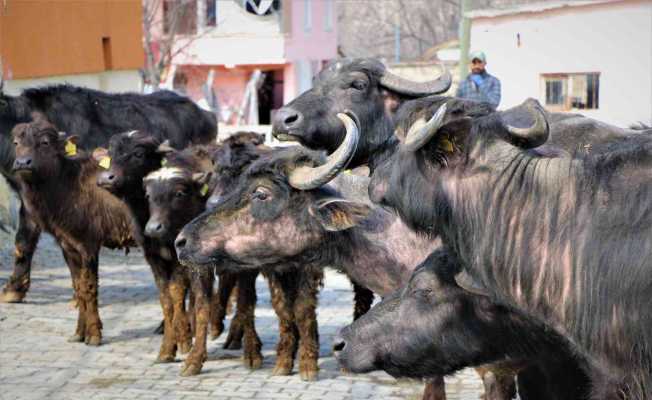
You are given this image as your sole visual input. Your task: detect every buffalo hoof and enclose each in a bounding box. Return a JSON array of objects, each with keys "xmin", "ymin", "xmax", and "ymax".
[
  {"xmin": 0, "ymin": 289, "xmax": 25, "ymax": 303},
  {"xmin": 243, "ymin": 353, "xmax": 263, "ymax": 370},
  {"xmin": 155, "ymin": 354, "xmax": 176, "ymax": 363},
  {"xmin": 178, "ymin": 341, "xmax": 192, "ymax": 355},
  {"xmin": 271, "ymin": 365, "xmax": 293, "ymax": 376},
  {"xmin": 180, "ymin": 362, "xmax": 202, "ymax": 377},
  {"xmin": 300, "ymin": 370, "xmax": 318, "ymax": 382},
  {"xmin": 154, "ymin": 321, "xmax": 165, "ymax": 335},
  {"xmin": 85, "ymin": 336, "xmax": 102, "ymax": 346},
  {"xmin": 67, "ymin": 334, "xmax": 84, "ymax": 343}
]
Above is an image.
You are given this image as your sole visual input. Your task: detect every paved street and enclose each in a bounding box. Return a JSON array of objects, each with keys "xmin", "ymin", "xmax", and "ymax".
[{"xmin": 0, "ymin": 233, "xmax": 483, "ymax": 400}]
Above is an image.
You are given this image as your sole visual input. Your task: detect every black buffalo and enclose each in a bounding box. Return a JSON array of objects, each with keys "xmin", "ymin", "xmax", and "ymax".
[
  {"xmin": 373, "ymin": 98, "xmax": 652, "ymax": 398},
  {"xmin": 0, "ymin": 84, "xmax": 216, "ymax": 302},
  {"xmin": 272, "ymin": 58, "xmax": 452, "ymax": 169},
  {"xmin": 334, "ymin": 249, "xmax": 591, "ymax": 400}
]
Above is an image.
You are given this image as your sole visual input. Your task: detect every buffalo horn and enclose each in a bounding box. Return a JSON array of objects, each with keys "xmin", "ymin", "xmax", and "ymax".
[
  {"xmin": 454, "ymin": 270, "xmax": 489, "ymax": 297},
  {"xmin": 288, "ymin": 111, "xmax": 359, "ymax": 190},
  {"xmin": 505, "ymin": 99, "xmax": 550, "ymax": 148},
  {"xmin": 403, "ymin": 103, "xmax": 448, "ymax": 152},
  {"xmin": 379, "ymin": 63, "xmax": 452, "ymax": 96}
]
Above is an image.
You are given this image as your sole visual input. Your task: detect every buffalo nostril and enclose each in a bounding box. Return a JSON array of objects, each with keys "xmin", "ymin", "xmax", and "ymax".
[
  {"xmin": 333, "ymin": 339, "xmax": 346, "ymax": 353},
  {"xmin": 284, "ymin": 113, "xmax": 299, "ymax": 125},
  {"xmin": 175, "ymin": 237, "xmax": 187, "ymax": 249},
  {"xmin": 25, "ymin": 159, "xmax": 32, "ymax": 165},
  {"xmin": 107, "ymin": 174, "xmax": 115, "ymax": 181}
]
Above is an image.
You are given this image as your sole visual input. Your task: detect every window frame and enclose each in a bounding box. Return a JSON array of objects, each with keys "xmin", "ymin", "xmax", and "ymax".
[{"xmin": 541, "ymin": 72, "xmax": 600, "ymax": 111}]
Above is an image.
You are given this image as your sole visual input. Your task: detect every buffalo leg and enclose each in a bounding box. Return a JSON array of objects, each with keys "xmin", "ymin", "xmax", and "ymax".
[
  {"xmin": 180, "ymin": 268, "xmax": 214, "ymax": 376},
  {"xmin": 476, "ymin": 366, "xmax": 516, "ymax": 400},
  {"xmin": 79, "ymin": 252, "xmax": 102, "ymax": 346},
  {"xmin": 294, "ymin": 267, "xmax": 322, "ymax": 381},
  {"xmin": 352, "ymin": 282, "xmax": 374, "ymax": 320},
  {"xmin": 422, "ymin": 377, "xmax": 447, "ymax": 400},
  {"xmin": 267, "ymin": 271, "xmax": 299, "ymax": 376},
  {"xmin": 236, "ymin": 271, "xmax": 262, "ymax": 369},
  {"xmin": 169, "ymin": 269, "xmax": 192, "ymax": 355},
  {"xmin": 61, "ymin": 247, "xmax": 85, "ymax": 343},
  {"xmin": 145, "ymin": 253, "xmax": 177, "ymax": 363},
  {"xmin": 211, "ymin": 271, "xmax": 238, "ymax": 340},
  {"xmin": 1, "ymin": 203, "xmax": 41, "ymax": 303}
]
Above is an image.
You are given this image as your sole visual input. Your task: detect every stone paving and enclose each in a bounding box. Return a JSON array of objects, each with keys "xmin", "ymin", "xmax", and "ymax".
[{"xmin": 0, "ymin": 233, "xmax": 483, "ymax": 400}]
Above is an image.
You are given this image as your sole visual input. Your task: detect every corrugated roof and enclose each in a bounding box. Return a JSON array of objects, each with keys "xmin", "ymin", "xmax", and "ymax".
[{"xmin": 466, "ymin": 0, "xmax": 622, "ymax": 19}]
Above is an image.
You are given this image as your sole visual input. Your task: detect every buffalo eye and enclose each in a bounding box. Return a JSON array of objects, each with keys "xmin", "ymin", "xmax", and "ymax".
[
  {"xmin": 351, "ymin": 80, "xmax": 368, "ymax": 91},
  {"xmin": 40, "ymin": 139, "xmax": 50, "ymax": 146},
  {"xmin": 134, "ymin": 150, "xmax": 145, "ymax": 159},
  {"xmin": 251, "ymin": 186, "xmax": 271, "ymax": 201},
  {"xmin": 176, "ymin": 189, "xmax": 188, "ymax": 197},
  {"xmin": 414, "ymin": 288, "xmax": 433, "ymax": 298}
]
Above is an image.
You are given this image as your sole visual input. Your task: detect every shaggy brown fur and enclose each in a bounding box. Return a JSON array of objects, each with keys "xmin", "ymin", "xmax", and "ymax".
[{"xmin": 11, "ymin": 119, "xmax": 135, "ymax": 345}]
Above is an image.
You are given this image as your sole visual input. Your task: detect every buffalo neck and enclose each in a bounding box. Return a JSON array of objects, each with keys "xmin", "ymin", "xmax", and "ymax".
[
  {"xmin": 324, "ymin": 209, "xmax": 437, "ymax": 297},
  {"xmin": 441, "ymin": 144, "xmax": 652, "ymax": 388}
]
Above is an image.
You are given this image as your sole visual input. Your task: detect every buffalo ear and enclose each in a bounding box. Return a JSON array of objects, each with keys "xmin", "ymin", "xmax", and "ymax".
[
  {"xmin": 157, "ymin": 140, "xmax": 175, "ymax": 154},
  {"xmin": 309, "ymin": 198, "xmax": 371, "ymax": 231},
  {"xmin": 454, "ymin": 270, "xmax": 490, "ymax": 297},
  {"xmin": 192, "ymin": 172, "xmax": 212, "ymax": 185},
  {"xmin": 92, "ymin": 147, "xmax": 109, "ymax": 162}
]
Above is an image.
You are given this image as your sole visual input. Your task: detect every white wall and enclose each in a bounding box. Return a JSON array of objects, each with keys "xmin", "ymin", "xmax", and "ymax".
[
  {"xmin": 3, "ymin": 70, "xmax": 142, "ymax": 95},
  {"xmin": 470, "ymin": 0, "xmax": 652, "ymax": 127}
]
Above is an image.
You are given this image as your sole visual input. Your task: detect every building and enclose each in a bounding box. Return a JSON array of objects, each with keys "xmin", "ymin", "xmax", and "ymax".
[
  {"xmin": 0, "ymin": 0, "xmax": 143, "ymax": 94},
  {"xmin": 468, "ymin": 0, "xmax": 652, "ymax": 126},
  {"xmin": 150, "ymin": 0, "xmax": 337, "ymax": 126}
]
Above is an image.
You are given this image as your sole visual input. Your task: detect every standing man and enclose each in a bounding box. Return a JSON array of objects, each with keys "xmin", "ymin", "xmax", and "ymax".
[{"xmin": 456, "ymin": 50, "xmax": 501, "ymax": 110}]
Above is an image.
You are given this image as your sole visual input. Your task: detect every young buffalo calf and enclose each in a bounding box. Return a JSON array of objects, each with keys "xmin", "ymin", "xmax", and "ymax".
[
  {"xmin": 97, "ymin": 130, "xmax": 261, "ymax": 372},
  {"xmin": 143, "ymin": 141, "xmax": 262, "ymax": 376},
  {"xmin": 12, "ymin": 119, "xmax": 135, "ymax": 345}
]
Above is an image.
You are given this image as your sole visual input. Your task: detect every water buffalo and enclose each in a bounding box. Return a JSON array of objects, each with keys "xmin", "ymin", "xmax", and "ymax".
[
  {"xmin": 272, "ymin": 58, "xmax": 452, "ymax": 170},
  {"xmin": 0, "ymin": 83, "xmax": 217, "ymax": 303},
  {"xmin": 334, "ymin": 249, "xmax": 591, "ymax": 400},
  {"xmin": 11, "ymin": 118, "xmax": 135, "ymax": 345},
  {"xmin": 96, "ymin": 131, "xmax": 265, "ymax": 367},
  {"xmin": 374, "ymin": 98, "xmax": 652, "ymax": 398}
]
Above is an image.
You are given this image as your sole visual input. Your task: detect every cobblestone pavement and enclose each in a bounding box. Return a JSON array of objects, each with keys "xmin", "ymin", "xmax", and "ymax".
[{"xmin": 0, "ymin": 233, "xmax": 483, "ymax": 400}]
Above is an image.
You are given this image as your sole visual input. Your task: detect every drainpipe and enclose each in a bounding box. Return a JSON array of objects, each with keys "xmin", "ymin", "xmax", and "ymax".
[{"xmin": 458, "ymin": 0, "xmax": 472, "ymax": 82}]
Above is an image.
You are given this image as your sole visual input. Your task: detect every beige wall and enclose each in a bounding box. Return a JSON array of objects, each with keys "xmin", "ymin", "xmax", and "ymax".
[{"xmin": 470, "ymin": 0, "xmax": 652, "ymax": 126}]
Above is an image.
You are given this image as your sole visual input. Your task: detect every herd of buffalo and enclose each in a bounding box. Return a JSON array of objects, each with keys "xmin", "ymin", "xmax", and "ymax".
[{"xmin": 0, "ymin": 58, "xmax": 650, "ymax": 400}]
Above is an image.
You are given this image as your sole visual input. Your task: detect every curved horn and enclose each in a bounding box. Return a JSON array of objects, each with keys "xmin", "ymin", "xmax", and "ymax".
[
  {"xmin": 380, "ymin": 63, "xmax": 452, "ymax": 96},
  {"xmin": 402, "ymin": 103, "xmax": 448, "ymax": 152},
  {"xmin": 288, "ymin": 111, "xmax": 359, "ymax": 190},
  {"xmin": 505, "ymin": 99, "xmax": 550, "ymax": 148}
]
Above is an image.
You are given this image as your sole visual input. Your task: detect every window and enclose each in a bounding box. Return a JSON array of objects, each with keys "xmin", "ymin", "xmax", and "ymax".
[
  {"xmin": 206, "ymin": 0, "xmax": 217, "ymax": 27},
  {"xmin": 541, "ymin": 73, "xmax": 600, "ymax": 111},
  {"xmin": 324, "ymin": 0, "xmax": 333, "ymax": 32},
  {"xmin": 304, "ymin": 0, "xmax": 312, "ymax": 32}
]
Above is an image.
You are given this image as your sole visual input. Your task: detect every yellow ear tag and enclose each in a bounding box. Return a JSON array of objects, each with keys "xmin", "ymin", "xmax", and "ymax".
[
  {"xmin": 161, "ymin": 158, "xmax": 168, "ymax": 166},
  {"xmin": 65, "ymin": 141, "xmax": 77, "ymax": 156},
  {"xmin": 99, "ymin": 156, "xmax": 111, "ymax": 169},
  {"xmin": 441, "ymin": 138, "xmax": 454, "ymax": 153},
  {"xmin": 200, "ymin": 184, "xmax": 209, "ymax": 197}
]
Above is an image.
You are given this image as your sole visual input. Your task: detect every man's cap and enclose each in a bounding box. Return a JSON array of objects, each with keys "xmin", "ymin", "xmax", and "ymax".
[{"xmin": 469, "ymin": 50, "xmax": 486, "ymax": 63}]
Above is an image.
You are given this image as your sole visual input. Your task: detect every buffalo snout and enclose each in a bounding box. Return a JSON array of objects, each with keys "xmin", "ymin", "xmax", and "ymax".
[
  {"xmin": 272, "ymin": 107, "xmax": 304, "ymax": 138},
  {"xmin": 144, "ymin": 219, "xmax": 166, "ymax": 239},
  {"xmin": 97, "ymin": 170, "xmax": 117, "ymax": 189},
  {"xmin": 12, "ymin": 156, "xmax": 33, "ymax": 172}
]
